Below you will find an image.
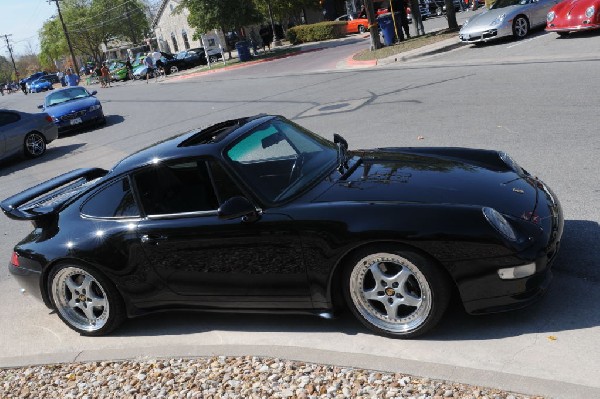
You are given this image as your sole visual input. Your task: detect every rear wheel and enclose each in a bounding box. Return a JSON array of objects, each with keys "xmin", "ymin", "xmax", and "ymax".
[
  {"xmin": 169, "ymin": 65, "xmax": 179, "ymax": 74},
  {"xmin": 48, "ymin": 263, "xmax": 125, "ymax": 336},
  {"xmin": 209, "ymin": 55, "xmax": 219, "ymax": 63},
  {"xmin": 358, "ymin": 25, "xmax": 366, "ymax": 33},
  {"xmin": 24, "ymin": 132, "xmax": 46, "ymax": 158},
  {"xmin": 512, "ymin": 16, "xmax": 529, "ymax": 39},
  {"xmin": 343, "ymin": 246, "xmax": 451, "ymax": 338}
]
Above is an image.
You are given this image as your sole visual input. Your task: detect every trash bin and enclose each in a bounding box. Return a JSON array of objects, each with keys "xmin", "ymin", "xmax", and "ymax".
[
  {"xmin": 377, "ymin": 15, "xmax": 395, "ymax": 46},
  {"xmin": 235, "ymin": 40, "xmax": 252, "ymax": 62}
]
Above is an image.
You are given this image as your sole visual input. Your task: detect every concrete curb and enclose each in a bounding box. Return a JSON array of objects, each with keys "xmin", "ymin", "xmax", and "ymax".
[{"xmin": 2, "ymin": 345, "xmax": 598, "ymax": 398}]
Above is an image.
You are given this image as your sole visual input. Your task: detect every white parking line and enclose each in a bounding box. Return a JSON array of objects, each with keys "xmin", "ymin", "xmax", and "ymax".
[{"xmin": 506, "ymin": 34, "xmax": 547, "ymax": 49}]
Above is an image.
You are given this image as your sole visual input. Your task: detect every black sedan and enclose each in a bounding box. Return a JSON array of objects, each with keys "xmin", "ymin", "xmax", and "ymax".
[{"xmin": 1, "ymin": 115, "xmax": 563, "ymax": 337}]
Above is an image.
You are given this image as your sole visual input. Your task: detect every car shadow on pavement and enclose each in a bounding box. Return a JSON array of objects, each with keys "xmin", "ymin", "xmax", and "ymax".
[
  {"xmin": 0, "ymin": 143, "xmax": 87, "ymax": 178},
  {"xmin": 466, "ymin": 28, "xmax": 548, "ymax": 48},
  {"xmin": 112, "ymin": 219, "xmax": 599, "ymax": 341}
]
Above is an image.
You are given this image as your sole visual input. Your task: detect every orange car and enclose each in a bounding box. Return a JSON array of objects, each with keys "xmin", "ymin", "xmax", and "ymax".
[{"xmin": 335, "ymin": 14, "xmax": 370, "ymax": 34}]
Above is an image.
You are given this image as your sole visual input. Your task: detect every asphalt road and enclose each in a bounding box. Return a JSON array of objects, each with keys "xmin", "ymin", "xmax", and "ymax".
[{"xmin": 1, "ymin": 23, "xmax": 599, "ymax": 398}]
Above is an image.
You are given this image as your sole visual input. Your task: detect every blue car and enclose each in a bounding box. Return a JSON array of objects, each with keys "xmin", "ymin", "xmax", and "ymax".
[
  {"xmin": 29, "ymin": 77, "xmax": 54, "ymax": 93},
  {"xmin": 38, "ymin": 87, "xmax": 105, "ymax": 134}
]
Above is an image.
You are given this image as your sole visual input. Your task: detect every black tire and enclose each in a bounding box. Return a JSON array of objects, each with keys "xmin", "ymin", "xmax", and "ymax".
[
  {"xmin": 209, "ymin": 55, "xmax": 219, "ymax": 63},
  {"xmin": 557, "ymin": 32, "xmax": 569, "ymax": 37},
  {"xmin": 512, "ymin": 15, "xmax": 529, "ymax": 39},
  {"xmin": 47, "ymin": 262, "xmax": 125, "ymax": 336},
  {"xmin": 358, "ymin": 25, "xmax": 366, "ymax": 33},
  {"xmin": 342, "ymin": 245, "xmax": 451, "ymax": 338},
  {"xmin": 24, "ymin": 132, "xmax": 46, "ymax": 158}
]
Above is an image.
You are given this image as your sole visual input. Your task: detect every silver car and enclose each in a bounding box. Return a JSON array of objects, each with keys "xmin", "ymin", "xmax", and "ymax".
[
  {"xmin": 0, "ymin": 109, "xmax": 59, "ymax": 161},
  {"xmin": 459, "ymin": 0, "xmax": 558, "ymax": 43}
]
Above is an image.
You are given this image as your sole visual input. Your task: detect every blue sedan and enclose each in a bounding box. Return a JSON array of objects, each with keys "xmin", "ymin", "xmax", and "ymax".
[
  {"xmin": 38, "ymin": 87, "xmax": 105, "ymax": 134},
  {"xmin": 29, "ymin": 77, "xmax": 54, "ymax": 93}
]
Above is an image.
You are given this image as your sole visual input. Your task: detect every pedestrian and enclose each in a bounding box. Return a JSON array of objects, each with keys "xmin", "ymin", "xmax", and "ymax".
[
  {"xmin": 65, "ymin": 68, "xmax": 80, "ymax": 86},
  {"xmin": 100, "ymin": 63, "xmax": 111, "ymax": 87},
  {"xmin": 125, "ymin": 58, "xmax": 133, "ymax": 80},
  {"xmin": 259, "ymin": 25, "xmax": 272, "ymax": 52},
  {"xmin": 20, "ymin": 80, "xmax": 27, "ymax": 95},
  {"xmin": 392, "ymin": 0, "xmax": 411, "ymax": 40},
  {"xmin": 152, "ymin": 50, "xmax": 165, "ymax": 78},
  {"xmin": 144, "ymin": 53, "xmax": 154, "ymax": 83}
]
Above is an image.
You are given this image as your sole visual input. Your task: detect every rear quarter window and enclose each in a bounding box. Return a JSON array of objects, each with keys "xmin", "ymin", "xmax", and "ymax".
[{"xmin": 81, "ymin": 177, "xmax": 139, "ymax": 218}]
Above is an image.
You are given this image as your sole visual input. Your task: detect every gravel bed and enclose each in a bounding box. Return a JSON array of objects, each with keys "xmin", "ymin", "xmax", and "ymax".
[{"xmin": 0, "ymin": 356, "xmax": 543, "ymax": 399}]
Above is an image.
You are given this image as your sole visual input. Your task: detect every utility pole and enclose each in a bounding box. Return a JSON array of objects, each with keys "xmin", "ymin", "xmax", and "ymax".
[
  {"xmin": 49, "ymin": 0, "xmax": 79, "ymax": 73},
  {"xmin": 1, "ymin": 34, "xmax": 19, "ymax": 80}
]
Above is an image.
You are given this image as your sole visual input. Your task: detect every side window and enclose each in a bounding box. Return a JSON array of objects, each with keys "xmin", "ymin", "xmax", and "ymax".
[
  {"xmin": 0, "ymin": 112, "xmax": 20, "ymax": 127},
  {"xmin": 81, "ymin": 177, "xmax": 139, "ymax": 218},
  {"xmin": 134, "ymin": 160, "xmax": 218, "ymax": 215}
]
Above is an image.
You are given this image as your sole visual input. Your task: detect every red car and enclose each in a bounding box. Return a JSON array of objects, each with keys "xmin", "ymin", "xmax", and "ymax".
[
  {"xmin": 546, "ymin": 0, "xmax": 600, "ymax": 35},
  {"xmin": 335, "ymin": 14, "xmax": 370, "ymax": 34}
]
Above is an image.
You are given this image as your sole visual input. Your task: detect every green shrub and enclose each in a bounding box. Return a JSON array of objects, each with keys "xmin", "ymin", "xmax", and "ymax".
[{"xmin": 286, "ymin": 21, "xmax": 346, "ymax": 44}]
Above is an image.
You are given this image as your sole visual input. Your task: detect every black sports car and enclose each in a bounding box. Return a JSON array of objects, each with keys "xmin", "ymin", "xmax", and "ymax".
[{"xmin": 1, "ymin": 115, "xmax": 563, "ymax": 338}]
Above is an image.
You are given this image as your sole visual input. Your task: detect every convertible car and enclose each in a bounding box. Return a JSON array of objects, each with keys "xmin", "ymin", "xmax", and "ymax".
[
  {"xmin": 1, "ymin": 115, "xmax": 563, "ymax": 338},
  {"xmin": 459, "ymin": 0, "xmax": 559, "ymax": 43},
  {"xmin": 546, "ymin": 0, "xmax": 600, "ymax": 35}
]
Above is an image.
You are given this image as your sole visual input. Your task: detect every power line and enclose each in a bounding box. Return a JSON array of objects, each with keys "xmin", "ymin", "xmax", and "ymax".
[{"xmin": 66, "ymin": 0, "xmax": 136, "ymax": 29}]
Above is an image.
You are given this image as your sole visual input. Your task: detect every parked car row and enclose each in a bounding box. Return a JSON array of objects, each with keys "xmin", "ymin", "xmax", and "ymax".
[{"xmin": 459, "ymin": 0, "xmax": 600, "ymax": 44}]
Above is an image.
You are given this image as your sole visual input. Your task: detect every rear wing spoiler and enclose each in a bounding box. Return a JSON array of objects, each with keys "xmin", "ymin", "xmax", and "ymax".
[{"xmin": 1, "ymin": 168, "xmax": 108, "ymax": 221}]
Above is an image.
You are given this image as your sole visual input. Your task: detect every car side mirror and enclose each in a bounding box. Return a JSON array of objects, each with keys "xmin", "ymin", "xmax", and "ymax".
[
  {"xmin": 218, "ymin": 196, "xmax": 259, "ymax": 222},
  {"xmin": 37, "ymin": 105, "xmax": 43, "ymax": 109},
  {"xmin": 90, "ymin": 90, "xmax": 98, "ymax": 96}
]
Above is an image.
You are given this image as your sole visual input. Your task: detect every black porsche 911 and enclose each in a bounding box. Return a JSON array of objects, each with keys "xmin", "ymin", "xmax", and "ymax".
[{"xmin": 1, "ymin": 115, "xmax": 563, "ymax": 338}]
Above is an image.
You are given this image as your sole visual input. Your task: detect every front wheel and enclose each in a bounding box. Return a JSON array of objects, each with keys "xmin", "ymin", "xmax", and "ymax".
[
  {"xmin": 512, "ymin": 16, "xmax": 529, "ymax": 39},
  {"xmin": 343, "ymin": 246, "xmax": 451, "ymax": 338},
  {"xmin": 48, "ymin": 263, "xmax": 125, "ymax": 336},
  {"xmin": 24, "ymin": 132, "xmax": 46, "ymax": 158}
]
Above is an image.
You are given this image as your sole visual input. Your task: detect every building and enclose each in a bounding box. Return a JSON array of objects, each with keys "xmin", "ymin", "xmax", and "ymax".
[{"xmin": 152, "ymin": 0, "xmax": 211, "ymax": 53}]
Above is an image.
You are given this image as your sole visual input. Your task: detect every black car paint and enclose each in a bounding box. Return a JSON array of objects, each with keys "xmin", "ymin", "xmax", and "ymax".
[{"xmin": 4, "ymin": 115, "xmax": 563, "ymax": 324}]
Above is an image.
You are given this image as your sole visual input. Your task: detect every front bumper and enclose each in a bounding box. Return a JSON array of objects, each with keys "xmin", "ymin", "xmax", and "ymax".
[
  {"xmin": 546, "ymin": 23, "xmax": 600, "ymax": 32},
  {"xmin": 55, "ymin": 109, "xmax": 105, "ymax": 134},
  {"xmin": 459, "ymin": 24, "xmax": 512, "ymax": 43}
]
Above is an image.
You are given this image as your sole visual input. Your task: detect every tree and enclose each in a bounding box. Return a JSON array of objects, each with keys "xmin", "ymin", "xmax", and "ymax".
[
  {"xmin": 39, "ymin": 0, "xmax": 150, "ymax": 66},
  {"xmin": 0, "ymin": 55, "xmax": 13, "ymax": 83},
  {"xmin": 252, "ymin": 0, "xmax": 320, "ymax": 25},
  {"xmin": 177, "ymin": 0, "xmax": 262, "ymax": 38}
]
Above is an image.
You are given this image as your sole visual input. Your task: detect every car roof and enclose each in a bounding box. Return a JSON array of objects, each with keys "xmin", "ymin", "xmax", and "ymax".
[{"xmin": 110, "ymin": 114, "xmax": 275, "ymax": 175}]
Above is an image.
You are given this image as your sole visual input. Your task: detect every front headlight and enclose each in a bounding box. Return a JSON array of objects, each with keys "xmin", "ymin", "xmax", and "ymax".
[
  {"xmin": 89, "ymin": 104, "xmax": 102, "ymax": 111},
  {"xmin": 585, "ymin": 6, "xmax": 595, "ymax": 18},
  {"xmin": 491, "ymin": 13, "xmax": 506, "ymax": 26},
  {"xmin": 547, "ymin": 11, "xmax": 556, "ymax": 23},
  {"xmin": 483, "ymin": 207, "xmax": 517, "ymax": 241}
]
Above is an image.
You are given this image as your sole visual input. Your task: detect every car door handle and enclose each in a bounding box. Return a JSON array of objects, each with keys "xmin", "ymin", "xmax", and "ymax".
[{"xmin": 141, "ymin": 234, "xmax": 168, "ymax": 245}]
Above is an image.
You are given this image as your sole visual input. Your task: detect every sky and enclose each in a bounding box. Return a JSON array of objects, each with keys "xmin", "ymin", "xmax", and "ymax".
[{"xmin": 1, "ymin": 0, "xmax": 62, "ymax": 56}]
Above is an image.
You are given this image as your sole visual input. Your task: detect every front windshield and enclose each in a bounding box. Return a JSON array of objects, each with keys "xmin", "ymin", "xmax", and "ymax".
[
  {"xmin": 491, "ymin": 0, "xmax": 528, "ymax": 9},
  {"xmin": 176, "ymin": 52, "xmax": 187, "ymax": 59},
  {"xmin": 45, "ymin": 87, "xmax": 90, "ymax": 107},
  {"xmin": 225, "ymin": 119, "xmax": 338, "ymax": 203}
]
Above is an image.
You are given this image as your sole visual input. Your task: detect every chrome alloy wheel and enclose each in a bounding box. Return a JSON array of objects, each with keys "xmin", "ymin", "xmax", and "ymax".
[
  {"xmin": 513, "ymin": 17, "xmax": 529, "ymax": 38},
  {"xmin": 51, "ymin": 267, "xmax": 109, "ymax": 332},
  {"xmin": 349, "ymin": 252, "xmax": 432, "ymax": 334},
  {"xmin": 24, "ymin": 132, "xmax": 46, "ymax": 157}
]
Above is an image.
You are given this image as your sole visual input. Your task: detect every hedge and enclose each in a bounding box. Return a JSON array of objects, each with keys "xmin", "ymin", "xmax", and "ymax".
[{"xmin": 286, "ymin": 21, "xmax": 347, "ymax": 45}]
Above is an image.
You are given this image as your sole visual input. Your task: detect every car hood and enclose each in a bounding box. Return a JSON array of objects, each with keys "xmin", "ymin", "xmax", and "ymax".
[
  {"xmin": 45, "ymin": 97, "xmax": 98, "ymax": 116},
  {"xmin": 462, "ymin": 7, "xmax": 520, "ymax": 28},
  {"xmin": 552, "ymin": 0, "xmax": 592, "ymax": 13},
  {"xmin": 314, "ymin": 148, "xmax": 537, "ymax": 217}
]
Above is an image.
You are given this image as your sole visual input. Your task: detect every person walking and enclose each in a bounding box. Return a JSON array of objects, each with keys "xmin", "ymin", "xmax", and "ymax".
[
  {"xmin": 125, "ymin": 58, "xmax": 133, "ymax": 80},
  {"xmin": 144, "ymin": 53, "xmax": 154, "ymax": 83},
  {"xmin": 65, "ymin": 69, "xmax": 80, "ymax": 86},
  {"xmin": 100, "ymin": 63, "xmax": 111, "ymax": 87}
]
